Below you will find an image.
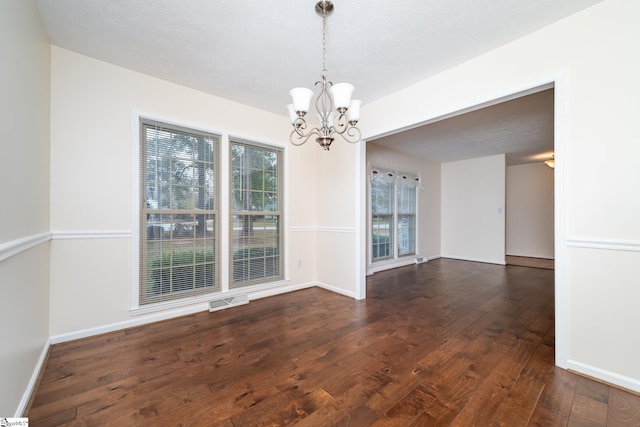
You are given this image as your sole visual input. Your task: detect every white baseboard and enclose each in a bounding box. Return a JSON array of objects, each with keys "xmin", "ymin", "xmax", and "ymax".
[
  {"xmin": 566, "ymin": 359, "xmax": 640, "ymax": 394},
  {"xmin": 315, "ymin": 281, "xmax": 356, "ymax": 299},
  {"xmin": 50, "ymin": 303, "xmax": 209, "ymax": 344},
  {"xmin": 49, "ymin": 283, "xmax": 346, "ymax": 345},
  {"xmin": 16, "ymin": 338, "xmax": 50, "ymax": 417}
]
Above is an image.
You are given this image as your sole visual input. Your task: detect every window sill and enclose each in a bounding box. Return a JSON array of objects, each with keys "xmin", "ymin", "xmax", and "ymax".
[
  {"xmin": 130, "ymin": 279, "xmax": 291, "ymax": 316},
  {"xmin": 368, "ymin": 256, "xmax": 419, "ymax": 274}
]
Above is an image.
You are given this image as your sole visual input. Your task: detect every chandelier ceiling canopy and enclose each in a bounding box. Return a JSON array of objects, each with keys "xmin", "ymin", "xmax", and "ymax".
[{"xmin": 287, "ymin": 0, "xmax": 361, "ymax": 150}]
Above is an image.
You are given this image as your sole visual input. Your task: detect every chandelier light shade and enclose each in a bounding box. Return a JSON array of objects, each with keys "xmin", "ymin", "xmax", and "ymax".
[{"xmin": 287, "ymin": 0, "xmax": 362, "ymax": 150}]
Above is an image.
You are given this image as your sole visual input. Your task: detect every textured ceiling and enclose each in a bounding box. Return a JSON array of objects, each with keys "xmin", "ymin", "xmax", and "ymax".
[
  {"xmin": 370, "ymin": 88, "xmax": 555, "ymax": 166},
  {"xmin": 35, "ymin": 0, "xmax": 600, "ymax": 163}
]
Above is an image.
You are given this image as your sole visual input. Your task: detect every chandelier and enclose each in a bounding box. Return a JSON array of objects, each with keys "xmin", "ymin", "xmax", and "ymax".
[{"xmin": 287, "ymin": 0, "xmax": 361, "ymax": 150}]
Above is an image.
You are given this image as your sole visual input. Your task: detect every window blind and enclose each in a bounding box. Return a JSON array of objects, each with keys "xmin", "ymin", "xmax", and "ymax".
[
  {"xmin": 139, "ymin": 119, "xmax": 220, "ymax": 304},
  {"xmin": 370, "ymin": 165, "xmax": 418, "ymax": 261},
  {"xmin": 229, "ymin": 139, "xmax": 283, "ymax": 288},
  {"xmin": 371, "ymin": 167, "xmax": 395, "ymax": 261}
]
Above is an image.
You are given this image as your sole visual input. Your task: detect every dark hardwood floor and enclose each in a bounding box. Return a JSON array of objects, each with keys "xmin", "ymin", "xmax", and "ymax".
[{"xmin": 27, "ymin": 259, "xmax": 640, "ymax": 426}]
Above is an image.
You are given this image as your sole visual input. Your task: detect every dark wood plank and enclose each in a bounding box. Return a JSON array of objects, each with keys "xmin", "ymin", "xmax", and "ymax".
[
  {"xmin": 25, "ymin": 259, "xmax": 640, "ymax": 426},
  {"xmin": 528, "ymin": 368, "xmax": 578, "ymax": 426},
  {"xmin": 568, "ymin": 394, "xmax": 608, "ymax": 426},
  {"xmin": 608, "ymin": 386, "xmax": 640, "ymax": 426}
]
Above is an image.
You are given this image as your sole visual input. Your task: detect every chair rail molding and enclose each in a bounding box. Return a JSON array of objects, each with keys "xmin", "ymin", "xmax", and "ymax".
[
  {"xmin": 0, "ymin": 232, "xmax": 50, "ymax": 262},
  {"xmin": 51, "ymin": 230, "xmax": 132, "ymax": 240},
  {"xmin": 566, "ymin": 237, "xmax": 640, "ymax": 252}
]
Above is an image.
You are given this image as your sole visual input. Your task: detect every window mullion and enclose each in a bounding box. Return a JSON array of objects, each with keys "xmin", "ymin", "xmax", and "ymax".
[
  {"xmin": 220, "ymin": 135, "xmax": 230, "ymax": 293},
  {"xmin": 393, "ymin": 178, "xmax": 399, "ymax": 259}
]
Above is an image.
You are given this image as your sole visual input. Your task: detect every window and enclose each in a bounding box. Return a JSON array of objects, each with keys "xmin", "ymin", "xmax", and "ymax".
[
  {"xmin": 396, "ymin": 173, "xmax": 417, "ymax": 256},
  {"xmin": 370, "ymin": 166, "xmax": 418, "ymax": 262},
  {"xmin": 371, "ymin": 168, "xmax": 395, "ymax": 261},
  {"xmin": 230, "ymin": 140, "xmax": 283, "ymax": 288},
  {"xmin": 139, "ymin": 119, "xmax": 219, "ymax": 304}
]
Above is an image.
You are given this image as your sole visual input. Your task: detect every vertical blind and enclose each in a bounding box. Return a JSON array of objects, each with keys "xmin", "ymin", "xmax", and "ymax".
[{"xmin": 139, "ymin": 119, "xmax": 220, "ymax": 305}]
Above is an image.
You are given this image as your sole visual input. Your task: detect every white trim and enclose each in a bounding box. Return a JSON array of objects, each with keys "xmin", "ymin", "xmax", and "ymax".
[
  {"xmin": 316, "ymin": 226, "xmax": 356, "ymax": 233},
  {"xmin": 131, "ymin": 292, "xmax": 223, "ymax": 316},
  {"xmin": 51, "ymin": 303, "xmax": 209, "ymax": 344},
  {"xmin": 51, "ymin": 282, "xmax": 336, "ymax": 344},
  {"xmin": 51, "ymin": 231, "xmax": 132, "ymax": 240},
  {"xmin": 220, "ymin": 134, "xmax": 230, "ymax": 293},
  {"xmin": 366, "ymin": 161, "xmax": 373, "ymax": 268},
  {"xmin": 355, "ymin": 140, "xmax": 367, "ymax": 300},
  {"xmin": 228, "ymin": 133, "xmax": 288, "ymax": 151},
  {"xmin": 131, "ymin": 110, "xmax": 141, "ymax": 309},
  {"xmin": 288, "ymin": 226, "xmax": 318, "ymax": 233},
  {"xmin": 567, "ymin": 359, "xmax": 640, "ymax": 395},
  {"xmin": 0, "ymin": 232, "xmax": 50, "ymax": 262},
  {"xmin": 247, "ymin": 281, "xmax": 315, "ymax": 300},
  {"xmin": 566, "ymin": 237, "xmax": 640, "ymax": 252},
  {"xmin": 367, "ymin": 255, "xmax": 439, "ymax": 276},
  {"xmin": 316, "ymin": 281, "xmax": 357, "ymax": 299},
  {"xmin": 553, "ymin": 73, "xmax": 568, "ymax": 370},
  {"xmin": 283, "ymin": 144, "xmax": 291, "ymax": 284},
  {"xmin": 130, "ymin": 279, "xmax": 292, "ymax": 316},
  {"xmin": 16, "ymin": 338, "xmax": 50, "ymax": 417},
  {"xmin": 369, "ymin": 256, "xmax": 420, "ymax": 274},
  {"xmin": 287, "ymin": 226, "xmax": 357, "ymax": 234}
]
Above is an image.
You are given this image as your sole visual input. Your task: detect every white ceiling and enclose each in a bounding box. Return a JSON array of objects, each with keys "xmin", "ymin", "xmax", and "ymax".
[
  {"xmin": 35, "ymin": 0, "xmax": 600, "ymax": 163},
  {"xmin": 370, "ymin": 87, "xmax": 555, "ymax": 166}
]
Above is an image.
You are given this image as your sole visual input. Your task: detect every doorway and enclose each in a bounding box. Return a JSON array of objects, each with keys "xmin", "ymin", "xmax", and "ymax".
[{"xmin": 357, "ymin": 78, "xmax": 567, "ymax": 368}]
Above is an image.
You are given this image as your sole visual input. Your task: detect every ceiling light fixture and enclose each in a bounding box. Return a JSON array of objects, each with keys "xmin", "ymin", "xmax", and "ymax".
[
  {"xmin": 544, "ymin": 155, "xmax": 555, "ymax": 168},
  {"xmin": 287, "ymin": 0, "xmax": 361, "ymax": 150}
]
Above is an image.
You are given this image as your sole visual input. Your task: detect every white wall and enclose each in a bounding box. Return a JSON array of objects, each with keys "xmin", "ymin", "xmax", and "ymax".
[
  {"xmin": 5, "ymin": 0, "xmax": 638, "ymax": 413},
  {"xmin": 314, "ymin": 140, "xmax": 359, "ymax": 296},
  {"xmin": 360, "ymin": 0, "xmax": 640, "ymax": 392},
  {"xmin": 506, "ymin": 162, "xmax": 554, "ymax": 258},
  {"xmin": 49, "ymin": 47, "xmax": 318, "ymax": 338},
  {"xmin": 366, "ymin": 142, "xmax": 441, "ymax": 268},
  {"xmin": 0, "ymin": 0, "xmax": 51, "ymax": 416},
  {"xmin": 441, "ymin": 155, "xmax": 506, "ymax": 264}
]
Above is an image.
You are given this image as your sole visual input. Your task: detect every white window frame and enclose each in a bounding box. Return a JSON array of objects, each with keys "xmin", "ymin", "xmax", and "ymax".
[
  {"xmin": 229, "ymin": 138, "xmax": 285, "ymax": 288},
  {"xmin": 134, "ymin": 117, "xmax": 221, "ymax": 307},
  {"xmin": 368, "ymin": 163, "xmax": 420, "ymax": 273},
  {"xmin": 131, "ymin": 113, "xmax": 289, "ymax": 314}
]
